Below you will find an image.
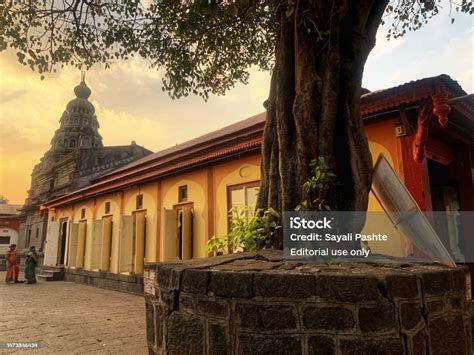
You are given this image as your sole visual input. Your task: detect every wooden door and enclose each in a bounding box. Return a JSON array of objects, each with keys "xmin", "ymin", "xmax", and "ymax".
[
  {"xmin": 120, "ymin": 216, "xmax": 133, "ymax": 273},
  {"xmin": 44, "ymin": 221, "xmax": 59, "ymax": 266},
  {"xmin": 162, "ymin": 208, "xmax": 177, "ymax": 261},
  {"xmin": 68, "ymin": 223, "xmax": 79, "ymax": 267}
]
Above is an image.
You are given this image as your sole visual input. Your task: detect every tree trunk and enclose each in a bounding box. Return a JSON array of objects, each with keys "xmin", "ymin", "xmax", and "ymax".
[{"xmin": 257, "ymin": 0, "xmax": 389, "ymax": 248}]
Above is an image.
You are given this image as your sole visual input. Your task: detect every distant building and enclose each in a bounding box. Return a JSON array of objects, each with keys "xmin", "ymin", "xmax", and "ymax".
[
  {"xmin": 18, "ymin": 79, "xmax": 152, "ymax": 251},
  {"xmin": 0, "ymin": 199, "xmax": 22, "ymax": 271}
]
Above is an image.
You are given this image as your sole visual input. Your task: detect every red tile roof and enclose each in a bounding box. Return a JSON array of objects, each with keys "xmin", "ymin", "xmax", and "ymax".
[
  {"xmin": 98, "ymin": 112, "xmax": 266, "ymax": 180},
  {"xmin": 360, "ymin": 74, "xmax": 473, "ymax": 116}
]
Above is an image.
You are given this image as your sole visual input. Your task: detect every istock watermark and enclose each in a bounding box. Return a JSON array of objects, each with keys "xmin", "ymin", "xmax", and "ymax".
[{"xmin": 283, "ymin": 211, "xmax": 474, "ymax": 265}]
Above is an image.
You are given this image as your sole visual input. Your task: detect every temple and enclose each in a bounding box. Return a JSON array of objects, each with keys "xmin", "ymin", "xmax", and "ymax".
[{"xmin": 19, "ymin": 79, "xmax": 152, "ymax": 251}]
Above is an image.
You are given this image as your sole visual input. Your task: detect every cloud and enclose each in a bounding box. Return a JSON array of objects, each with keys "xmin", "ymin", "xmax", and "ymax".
[
  {"xmin": 0, "ymin": 90, "xmax": 27, "ymax": 104},
  {"xmin": 0, "ymin": 125, "xmax": 46, "ymax": 154}
]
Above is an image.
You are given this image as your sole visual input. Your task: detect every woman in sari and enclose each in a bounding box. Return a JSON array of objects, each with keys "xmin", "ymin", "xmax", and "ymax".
[
  {"xmin": 5, "ymin": 244, "xmax": 21, "ymax": 284},
  {"xmin": 25, "ymin": 246, "xmax": 39, "ymax": 284}
]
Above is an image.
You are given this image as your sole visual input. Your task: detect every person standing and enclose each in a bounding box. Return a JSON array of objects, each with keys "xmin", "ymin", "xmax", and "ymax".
[
  {"xmin": 5, "ymin": 244, "xmax": 23, "ymax": 284},
  {"xmin": 24, "ymin": 246, "xmax": 39, "ymax": 284}
]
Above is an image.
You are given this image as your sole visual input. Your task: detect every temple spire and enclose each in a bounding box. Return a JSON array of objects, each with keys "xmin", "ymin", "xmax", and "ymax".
[{"xmin": 43, "ymin": 75, "xmax": 103, "ymax": 161}]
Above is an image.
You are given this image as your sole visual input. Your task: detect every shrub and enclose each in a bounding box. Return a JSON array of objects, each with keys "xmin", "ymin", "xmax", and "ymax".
[
  {"xmin": 296, "ymin": 156, "xmax": 335, "ymax": 211},
  {"xmin": 206, "ymin": 206, "xmax": 281, "ymax": 254}
]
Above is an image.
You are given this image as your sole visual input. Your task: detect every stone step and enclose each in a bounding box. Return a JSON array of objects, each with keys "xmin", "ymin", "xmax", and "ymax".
[
  {"xmin": 37, "ymin": 273, "xmax": 55, "ymax": 282},
  {"xmin": 42, "ymin": 265, "xmax": 65, "ymax": 272},
  {"xmin": 42, "ymin": 269, "xmax": 61, "ymax": 274},
  {"xmin": 38, "ymin": 267, "xmax": 65, "ymax": 281}
]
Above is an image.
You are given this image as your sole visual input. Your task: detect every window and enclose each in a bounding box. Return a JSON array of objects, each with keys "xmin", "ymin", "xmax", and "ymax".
[
  {"xmin": 0, "ymin": 236, "xmax": 10, "ymax": 244},
  {"xmin": 136, "ymin": 194, "xmax": 143, "ymax": 210},
  {"xmin": 105, "ymin": 202, "xmax": 111, "ymax": 214},
  {"xmin": 81, "ymin": 208, "xmax": 86, "ymax": 219},
  {"xmin": 35, "ymin": 227, "xmax": 39, "ymax": 239},
  {"xmin": 178, "ymin": 185, "xmax": 188, "ymax": 203},
  {"xmin": 227, "ymin": 181, "xmax": 260, "ymax": 222},
  {"xmin": 70, "ymin": 139, "xmax": 76, "ymax": 148}
]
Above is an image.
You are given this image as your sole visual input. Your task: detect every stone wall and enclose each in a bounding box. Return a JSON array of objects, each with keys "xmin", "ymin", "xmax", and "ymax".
[
  {"xmin": 144, "ymin": 251, "xmax": 472, "ymax": 355},
  {"xmin": 64, "ymin": 268, "xmax": 143, "ymax": 295}
]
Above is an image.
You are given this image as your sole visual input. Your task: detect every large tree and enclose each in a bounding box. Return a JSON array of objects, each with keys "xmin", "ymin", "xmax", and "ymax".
[{"xmin": 1, "ymin": 0, "xmax": 471, "ymax": 247}]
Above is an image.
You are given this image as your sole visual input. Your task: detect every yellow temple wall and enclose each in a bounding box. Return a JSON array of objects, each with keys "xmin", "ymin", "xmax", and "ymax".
[{"xmin": 43, "ymin": 119, "xmax": 409, "ymax": 275}]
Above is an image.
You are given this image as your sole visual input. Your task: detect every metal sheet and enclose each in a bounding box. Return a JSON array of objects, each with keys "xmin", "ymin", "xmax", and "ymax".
[{"xmin": 372, "ymin": 154, "xmax": 455, "ymax": 267}]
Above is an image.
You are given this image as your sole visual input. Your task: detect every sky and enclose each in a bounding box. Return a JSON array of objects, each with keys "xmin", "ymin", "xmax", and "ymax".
[{"xmin": 0, "ymin": 4, "xmax": 473, "ymax": 205}]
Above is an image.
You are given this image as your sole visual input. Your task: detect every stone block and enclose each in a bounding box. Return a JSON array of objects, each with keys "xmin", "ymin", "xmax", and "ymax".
[
  {"xmin": 177, "ymin": 252, "xmax": 256, "ymax": 269},
  {"xmin": 235, "ymin": 304, "xmax": 297, "ymax": 331},
  {"xmin": 254, "ymin": 272, "xmax": 315, "ymax": 299},
  {"xmin": 196, "ymin": 298, "xmax": 229, "ymax": 319},
  {"xmin": 105, "ymin": 278, "xmax": 118, "ymax": 291},
  {"xmin": 154, "ymin": 305, "xmax": 164, "ymax": 349},
  {"xmin": 302, "ymin": 306, "xmax": 354, "ymax": 331},
  {"xmin": 145, "ymin": 303, "xmax": 155, "ymax": 346},
  {"xmin": 212, "ymin": 259, "xmax": 283, "ymax": 271},
  {"xmin": 448, "ymin": 294, "xmax": 465, "ymax": 311},
  {"xmin": 421, "ymin": 270, "xmax": 452, "ymax": 295},
  {"xmin": 91, "ymin": 277, "xmax": 100, "ymax": 288},
  {"xmin": 424, "ymin": 298, "xmax": 445, "ymax": 316},
  {"xmin": 156, "ymin": 264, "xmax": 183, "ymax": 291},
  {"xmin": 238, "ymin": 335, "xmax": 302, "ymax": 354},
  {"xmin": 317, "ymin": 274, "xmax": 380, "ymax": 302},
  {"xmin": 166, "ymin": 313, "xmax": 204, "ymax": 355},
  {"xmin": 120, "ymin": 280, "xmax": 143, "ymax": 295},
  {"xmin": 208, "ymin": 322, "xmax": 229, "ymax": 355},
  {"xmin": 385, "ymin": 273, "xmax": 420, "ymax": 300},
  {"xmin": 160, "ymin": 290, "xmax": 178, "ymax": 313},
  {"xmin": 339, "ymin": 337, "xmax": 404, "ymax": 355},
  {"xmin": 464, "ymin": 315, "xmax": 473, "ymax": 353},
  {"xmin": 400, "ymin": 302, "xmax": 424, "ymax": 331},
  {"xmin": 451, "ymin": 267, "xmax": 467, "ymax": 292},
  {"xmin": 256, "ymin": 248, "xmax": 283, "ymax": 262},
  {"xmin": 208, "ymin": 271, "xmax": 253, "ymax": 298},
  {"xmin": 428, "ymin": 315, "xmax": 467, "ymax": 355},
  {"xmin": 358, "ymin": 302, "xmax": 396, "ymax": 333},
  {"xmin": 181, "ymin": 269, "xmax": 209, "ymax": 294},
  {"xmin": 308, "ymin": 336, "xmax": 335, "ymax": 355},
  {"xmin": 410, "ymin": 329, "xmax": 428, "ymax": 355},
  {"xmin": 179, "ymin": 295, "xmax": 195, "ymax": 314}
]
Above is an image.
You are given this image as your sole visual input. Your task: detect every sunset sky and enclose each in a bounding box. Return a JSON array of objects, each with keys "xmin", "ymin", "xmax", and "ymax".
[{"xmin": 0, "ymin": 5, "xmax": 472, "ymax": 205}]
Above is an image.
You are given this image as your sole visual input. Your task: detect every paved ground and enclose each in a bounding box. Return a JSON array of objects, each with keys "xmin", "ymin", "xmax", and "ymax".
[{"xmin": 0, "ymin": 272, "xmax": 147, "ymax": 354}]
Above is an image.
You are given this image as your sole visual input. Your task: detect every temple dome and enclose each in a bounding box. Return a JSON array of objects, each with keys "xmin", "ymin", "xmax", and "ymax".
[
  {"xmin": 66, "ymin": 80, "xmax": 95, "ymax": 113},
  {"xmin": 74, "ymin": 80, "xmax": 91, "ymax": 99}
]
